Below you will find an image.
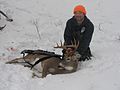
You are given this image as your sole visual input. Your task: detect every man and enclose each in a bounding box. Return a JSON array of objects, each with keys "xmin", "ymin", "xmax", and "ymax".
[
  {"xmin": 64, "ymin": 5, "xmax": 94, "ymax": 61},
  {"xmin": 0, "ymin": 10, "xmax": 13, "ymax": 30}
]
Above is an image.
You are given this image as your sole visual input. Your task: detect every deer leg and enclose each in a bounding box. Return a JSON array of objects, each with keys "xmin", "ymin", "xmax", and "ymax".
[
  {"xmin": 32, "ymin": 71, "xmax": 42, "ymax": 78},
  {"xmin": 6, "ymin": 58, "xmax": 32, "ymax": 68},
  {"xmin": 31, "ymin": 63, "xmax": 43, "ymax": 78},
  {"xmin": 6, "ymin": 58, "xmax": 23, "ymax": 64},
  {"xmin": 32, "ymin": 73, "xmax": 41, "ymax": 78},
  {"xmin": 42, "ymin": 66, "xmax": 49, "ymax": 78}
]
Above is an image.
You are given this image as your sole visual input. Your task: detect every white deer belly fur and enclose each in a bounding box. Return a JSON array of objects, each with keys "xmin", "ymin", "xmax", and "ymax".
[
  {"xmin": 59, "ymin": 63, "xmax": 74, "ymax": 71},
  {"xmin": 64, "ymin": 66, "xmax": 74, "ymax": 71},
  {"xmin": 32, "ymin": 58, "xmax": 43, "ymax": 73},
  {"xmin": 31, "ymin": 58, "xmax": 43, "ymax": 78}
]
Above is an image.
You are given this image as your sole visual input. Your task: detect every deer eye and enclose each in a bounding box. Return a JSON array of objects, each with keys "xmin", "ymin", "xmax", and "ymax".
[{"xmin": 67, "ymin": 58, "xmax": 70, "ymax": 60}]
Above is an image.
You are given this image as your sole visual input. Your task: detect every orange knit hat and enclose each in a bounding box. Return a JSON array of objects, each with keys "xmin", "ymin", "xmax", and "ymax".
[{"xmin": 73, "ymin": 5, "xmax": 86, "ymax": 15}]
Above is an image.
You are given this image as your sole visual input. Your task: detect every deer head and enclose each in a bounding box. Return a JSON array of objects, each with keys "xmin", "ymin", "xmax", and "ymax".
[
  {"xmin": 54, "ymin": 39, "xmax": 80, "ymax": 61},
  {"xmin": 54, "ymin": 40, "xmax": 80, "ymax": 72}
]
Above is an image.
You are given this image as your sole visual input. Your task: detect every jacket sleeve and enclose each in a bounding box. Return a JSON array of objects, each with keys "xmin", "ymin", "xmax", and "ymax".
[
  {"xmin": 64, "ymin": 20, "xmax": 73, "ymax": 45},
  {"xmin": 78, "ymin": 22, "xmax": 94, "ymax": 55}
]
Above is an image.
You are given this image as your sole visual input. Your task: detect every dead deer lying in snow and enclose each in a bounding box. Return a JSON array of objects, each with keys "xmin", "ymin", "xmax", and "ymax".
[{"xmin": 6, "ymin": 41, "xmax": 80, "ymax": 78}]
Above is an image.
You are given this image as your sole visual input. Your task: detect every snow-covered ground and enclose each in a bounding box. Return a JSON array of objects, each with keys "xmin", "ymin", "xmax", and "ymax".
[{"xmin": 0, "ymin": 0, "xmax": 120, "ymax": 90}]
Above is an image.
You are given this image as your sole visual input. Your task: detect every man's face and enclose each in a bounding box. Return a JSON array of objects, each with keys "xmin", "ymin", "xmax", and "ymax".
[{"xmin": 74, "ymin": 11, "xmax": 85, "ymax": 22}]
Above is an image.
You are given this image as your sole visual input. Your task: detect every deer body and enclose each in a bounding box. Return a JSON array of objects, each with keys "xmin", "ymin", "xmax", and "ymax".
[
  {"xmin": 6, "ymin": 51, "xmax": 79, "ymax": 78},
  {"xmin": 6, "ymin": 40, "xmax": 80, "ymax": 78}
]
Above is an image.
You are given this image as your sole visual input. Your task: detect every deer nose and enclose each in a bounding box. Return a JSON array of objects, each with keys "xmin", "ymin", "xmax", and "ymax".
[{"xmin": 67, "ymin": 58, "xmax": 70, "ymax": 60}]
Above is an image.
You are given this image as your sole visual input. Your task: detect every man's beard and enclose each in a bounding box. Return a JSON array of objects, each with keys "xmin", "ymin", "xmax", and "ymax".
[{"xmin": 75, "ymin": 16, "xmax": 84, "ymax": 24}]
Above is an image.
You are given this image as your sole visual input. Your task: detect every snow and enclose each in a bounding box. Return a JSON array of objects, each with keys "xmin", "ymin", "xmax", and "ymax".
[{"xmin": 0, "ymin": 0, "xmax": 120, "ymax": 90}]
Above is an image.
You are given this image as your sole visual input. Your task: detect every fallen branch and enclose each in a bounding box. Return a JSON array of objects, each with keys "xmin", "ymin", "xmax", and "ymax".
[{"xmin": 0, "ymin": 25, "xmax": 6, "ymax": 31}]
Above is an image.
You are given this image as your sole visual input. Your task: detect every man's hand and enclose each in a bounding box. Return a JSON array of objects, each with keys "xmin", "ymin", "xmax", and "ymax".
[{"xmin": 79, "ymin": 54, "xmax": 92, "ymax": 61}]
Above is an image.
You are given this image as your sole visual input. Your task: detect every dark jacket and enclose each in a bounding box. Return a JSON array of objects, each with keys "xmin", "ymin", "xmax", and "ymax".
[{"xmin": 64, "ymin": 16, "xmax": 94, "ymax": 55}]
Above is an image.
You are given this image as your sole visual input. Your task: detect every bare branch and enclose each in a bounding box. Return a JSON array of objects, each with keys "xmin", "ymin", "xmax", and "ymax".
[
  {"xmin": 32, "ymin": 19, "xmax": 41, "ymax": 40},
  {"xmin": 98, "ymin": 23, "xmax": 103, "ymax": 31}
]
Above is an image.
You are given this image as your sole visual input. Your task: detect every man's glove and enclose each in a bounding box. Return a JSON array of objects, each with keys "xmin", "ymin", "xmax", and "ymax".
[{"xmin": 79, "ymin": 53, "xmax": 92, "ymax": 61}]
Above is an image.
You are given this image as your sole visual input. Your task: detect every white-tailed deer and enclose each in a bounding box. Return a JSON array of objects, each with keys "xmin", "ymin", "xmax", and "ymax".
[{"xmin": 6, "ymin": 41, "xmax": 80, "ymax": 78}]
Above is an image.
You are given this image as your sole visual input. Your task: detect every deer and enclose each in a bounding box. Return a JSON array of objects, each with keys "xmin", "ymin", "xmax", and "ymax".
[{"xmin": 6, "ymin": 40, "xmax": 81, "ymax": 78}]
